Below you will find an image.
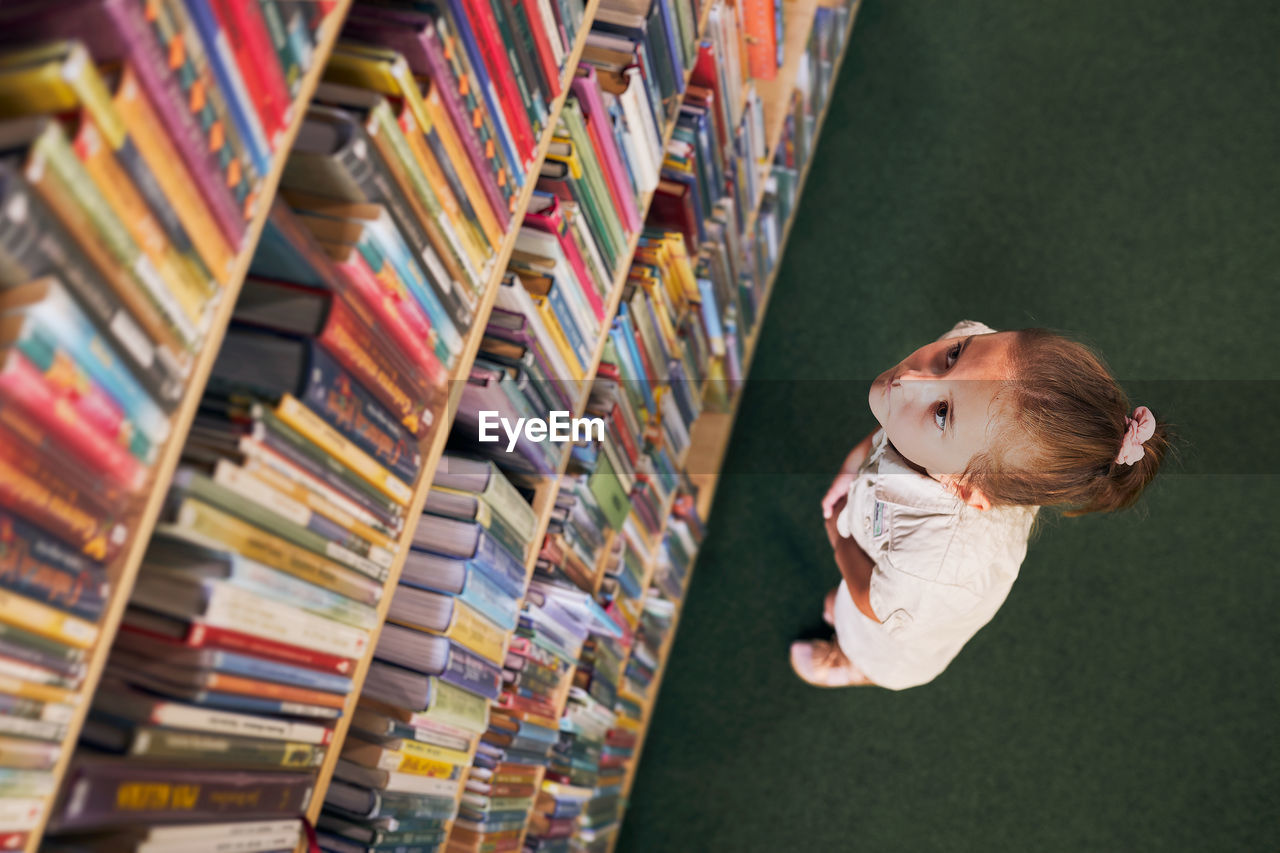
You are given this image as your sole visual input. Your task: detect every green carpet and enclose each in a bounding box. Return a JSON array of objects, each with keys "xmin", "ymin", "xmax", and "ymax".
[{"xmin": 619, "ymin": 1, "xmax": 1279, "ymax": 850}]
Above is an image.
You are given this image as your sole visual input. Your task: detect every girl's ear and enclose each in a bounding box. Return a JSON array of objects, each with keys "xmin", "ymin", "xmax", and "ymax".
[{"xmin": 937, "ymin": 474, "xmax": 993, "ymax": 511}]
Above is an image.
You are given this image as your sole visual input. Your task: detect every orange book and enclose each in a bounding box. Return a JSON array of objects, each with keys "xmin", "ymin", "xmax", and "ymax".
[
  {"xmin": 741, "ymin": 0, "xmax": 780, "ymax": 80},
  {"xmin": 67, "ymin": 111, "xmax": 211, "ymax": 330},
  {"xmin": 418, "ymin": 75, "xmax": 504, "ymax": 252},
  {"xmin": 109, "ymin": 64, "xmax": 237, "ymax": 285}
]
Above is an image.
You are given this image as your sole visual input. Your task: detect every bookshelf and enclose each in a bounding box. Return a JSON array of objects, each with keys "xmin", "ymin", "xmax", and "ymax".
[
  {"xmin": 618, "ymin": 5, "xmax": 864, "ymax": 837},
  {"xmin": 10, "ymin": 6, "xmax": 356, "ymax": 849},
  {"xmin": 0, "ymin": 0, "xmax": 862, "ymax": 847}
]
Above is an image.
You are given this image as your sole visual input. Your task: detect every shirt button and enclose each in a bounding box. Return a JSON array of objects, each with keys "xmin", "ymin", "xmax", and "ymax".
[{"xmin": 864, "ymin": 516, "xmax": 872, "ymax": 531}]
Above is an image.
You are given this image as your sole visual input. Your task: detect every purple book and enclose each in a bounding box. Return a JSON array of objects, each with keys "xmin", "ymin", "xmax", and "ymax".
[
  {"xmin": 52, "ymin": 760, "xmax": 313, "ymax": 831},
  {"xmin": 484, "ymin": 307, "xmax": 575, "ymax": 411},
  {"xmin": 373, "ymin": 624, "xmax": 502, "ymax": 700},
  {"xmin": 340, "ymin": 7, "xmax": 511, "ymax": 231},
  {"xmin": 0, "ymin": 0, "xmax": 246, "ymax": 246}
]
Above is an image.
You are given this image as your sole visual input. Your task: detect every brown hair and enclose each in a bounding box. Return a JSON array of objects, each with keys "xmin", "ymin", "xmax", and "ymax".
[{"xmin": 964, "ymin": 329, "xmax": 1171, "ymax": 515}]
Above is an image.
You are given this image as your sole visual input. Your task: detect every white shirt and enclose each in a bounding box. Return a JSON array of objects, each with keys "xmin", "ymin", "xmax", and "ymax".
[{"xmin": 833, "ymin": 321, "xmax": 1037, "ymax": 690}]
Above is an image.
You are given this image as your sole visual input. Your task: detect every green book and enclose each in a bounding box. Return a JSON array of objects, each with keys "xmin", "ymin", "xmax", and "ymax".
[{"xmin": 589, "ymin": 451, "xmax": 631, "ymax": 530}]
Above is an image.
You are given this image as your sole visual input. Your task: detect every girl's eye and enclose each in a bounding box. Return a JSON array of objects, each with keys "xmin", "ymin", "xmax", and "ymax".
[
  {"xmin": 945, "ymin": 343, "xmax": 962, "ymax": 369},
  {"xmin": 934, "ymin": 401, "xmax": 949, "ymax": 431}
]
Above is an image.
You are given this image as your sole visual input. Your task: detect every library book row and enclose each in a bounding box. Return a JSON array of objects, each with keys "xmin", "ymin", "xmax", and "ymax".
[{"xmin": 0, "ymin": 0, "xmax": 861, "ymax": 849}]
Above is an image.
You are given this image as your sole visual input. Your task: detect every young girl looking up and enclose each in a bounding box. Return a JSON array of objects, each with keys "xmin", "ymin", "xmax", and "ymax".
[{"xmin": 791, "ymin": 321, "xmax": 1170, "ymax": 689}]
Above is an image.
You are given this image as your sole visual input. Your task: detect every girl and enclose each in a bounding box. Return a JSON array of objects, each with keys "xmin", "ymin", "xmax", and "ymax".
[{"xmin": 791, "ymin": 320, "xmax": 1170, "ymax": 689}]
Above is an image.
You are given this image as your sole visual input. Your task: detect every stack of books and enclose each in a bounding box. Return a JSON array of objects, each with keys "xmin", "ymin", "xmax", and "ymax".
[{"xmin": 317, "ymin": 454, "xmax": 537, "ymax": 852}]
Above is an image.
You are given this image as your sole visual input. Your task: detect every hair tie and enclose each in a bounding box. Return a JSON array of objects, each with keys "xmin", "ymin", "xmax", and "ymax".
[{"xmin": 1115, "ymin": 406, "xmax": 1156, "ymax": 466}]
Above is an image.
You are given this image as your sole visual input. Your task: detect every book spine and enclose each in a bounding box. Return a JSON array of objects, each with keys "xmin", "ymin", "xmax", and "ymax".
[
  {"xmin": 491, "ymin": 0, "xmax": 550, "ymax": 125},
  {"xmin": 329, "ymin": 249, "xmax": 450, "ymax": 396},
  {"xmin": 0, "ymin": 430, "xmax": 125, "ymax": 564},
  {"xmin": 69, "ymin": 114, "xmax": 215, "ymax": 329},
  {"xmin": 209, "ymin": 0, "xmax": 293, "ymax": 145},
  {"xmin": 198, "ymin": 582, "xmax": 369, "ymax": 660},
  {"xmin": 111, "ymin": 64, "xmax": 236, "ymax": 285},
  {"xmin": 0, "ymin": 175, "xmax": 187, "ymax": 407},
  {"xmin": 259, "ymin": 0, "xmax": 305, "ymax": 97},
  {"xmin": 0, "ymin": 508, "xmax": 107, "ymax": 622},
  {"xmin": 420, "ymin": 680, "xmax": 491, "ymax": 733},
  {"xmin": 108, "ymin": 0, "xmax": 246, "ymax": 244},
  {"xmin": 21, "ymin": 282, "xmax": 171, "ymax": 445},
  {"xmin": 419, "ymin": 80, "xmax": 504, "ymax": 257},
  {"xmin": 412, "ymin": 20, "xmax": 511, "ymax": 228},
  {"xmin": 180, "ymin": 621, "xmax": 356, "ymax": 680},
  {"xmin": 454, "ymin": 0, "xmax": 539, "ymax": 159},
  {"xmin": 201, "ymin": 670, "xmax": 346, "ymax": 709},
  {"xmin": 207, "ymin": 461, "xmax": 395, "ymax": 577},
  {"xmin": 319, "ymin": 280, "xmax": 436, "ymax": 441},
  {"xmin": 206, "ymin": 646, "xmax": 352, "ymax": 694},
  {"xmin": 178, "ymin": 468, "xmax": 389, "ymax": 582},
  {"xmin": 239, "ymin": 447, "xmax": 400, "ymax": 546},
  {"xmin": 0, "ymin": 351, "xmax": 146, "ymax": 491},
  {"xmin": 434, "ymin": 5, "xmax": 526, "ymax": 194},
  {"xmin": 53, "ymin": 766, "xmax": 313, "ymax": 831},
  {"xmin": 457, "ymin": 561, "xmax": 520, "ymax": 632},
  {"xmin": 173, "ymin": 497, "xmax": 383, "ymax": 606},
  {"xmin": 275, "ymin": 395, "xmax": 413, "ymax": 507},
  {"xmin": 183, "ymin": 0, "xmax": 273, "ymax": 175},
  {"xmin": 302, "ymin": 339, "xmax": 423, "ymax": 485},
  {"xmin": 130, "ymin": 727, "xmax": 324, "ymax": 770},
  {"xmin": 31, "ymin": 120, "xmax": 200, "ymax": 350},
  {"xmin": 442, "ymin": 600, "xmax": 505, "ymax": 665},
  {"xmin": 0, "ymin": 672, "xmax": 76, "ymax": 706},
  {"xmin": 440, "ymin": 643, "xmax": 503, "ymax": 700},
  {"xmin": 473, "ymin": 529, "xmax": 529, "ymax": 598}
]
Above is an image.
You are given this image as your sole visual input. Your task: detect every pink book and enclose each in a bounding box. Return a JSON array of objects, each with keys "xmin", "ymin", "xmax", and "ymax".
[
  {"xmin": 571, "ymin": 66, "xmax": 641, "ymax": 235},
  {"xmin": 525, "ymin": 195, "xmax": 606, "ymax": 323}
]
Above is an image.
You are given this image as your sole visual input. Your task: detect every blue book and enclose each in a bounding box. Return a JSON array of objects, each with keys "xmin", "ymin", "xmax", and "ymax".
[
  {"xmin": 408, "ymin": 519, "xmax": 526, "ymax": 600},
  {"xmin": 545, "ymin": 280, "xmax": 591, "ymax": 369},
  {"xmin": 182, "ymin": 0, "xmax": 272, "ymax": 175},
  {"xmin": 398, "ymin": 552, "xmax": 519, "ymax": 632},
  {"xmin": 0, "ymin": 507, "xmax": 107, "ymax": 622},
  {"xmin": 615, "ymin": 307, "xmax": 657, "ymax": 414},
  {"xmin": 359, "ymin": 221, "xmax": 463, "ymax": 361},
  {"xmin": 442, "ymin": 0, "xmax": 526, "ymax": 184}
]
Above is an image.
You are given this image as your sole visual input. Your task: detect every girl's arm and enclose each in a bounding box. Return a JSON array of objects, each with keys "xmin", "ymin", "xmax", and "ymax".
[
  {"xmin": 833, "ymin": 534, "xmax": 882, "ymax": 624},
  {"xmin": 820, "ymin": 429, "xmax": 879, "ymax": 519},
  {"xmin": 823, "ymin": 494, "xmax": 882, "ymax": 624}
]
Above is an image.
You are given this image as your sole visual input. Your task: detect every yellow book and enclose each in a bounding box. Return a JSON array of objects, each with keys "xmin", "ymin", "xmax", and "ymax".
[
  {"xmin": 234, "ymin": 457, "xmax": 399, "ymax": 553},
  {"xmin": 439, "ymin": 599, "xmax": 505, "ymax": 665},
  {"xmin": 110, "ymin": 64, "xmax": 236, "ymax": 284},
  {"xmin": 274, "ymin": 394, "xmax": 413, "ymax": 506},
  {"xmin": 418, "ymin": 75, "xmax": 504, "ymax": 252},
  {"xmin": 322, "ymin": 46, "xmax": 489, "ymax": 285},
  {"xmin": 0, "ymin": 42, "xmax": 216, "ymax": 321},
  {"xmin": 0, "ymin": 588, "xmax": 97, "ymax": 650},
  {"xmin": 397, "ymin": 737, "xmax": 471, "ymax": 767},
  {"xmin": 68, "ymin": 112, "xmax": 210, "ymax": 330},
  {"xmin": 530, "ymin": 294, "xmax": 585, "ymax": 381},
  {"xmin": 398, "ymin": 106, "xmax": 488, "ymax": 273},
  {"xmin": 0, "ymin": 672, "xmax": 78, "ymax": 706},
  {"xmin": 170, "ymin": 497, "xmax": 384, "ymax": 607}
]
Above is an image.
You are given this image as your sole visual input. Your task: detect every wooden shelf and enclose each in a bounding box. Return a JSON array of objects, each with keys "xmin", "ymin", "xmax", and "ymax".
[{"xmin": 21, "ymin": 6, "xmax": 355, "ymax": 849}]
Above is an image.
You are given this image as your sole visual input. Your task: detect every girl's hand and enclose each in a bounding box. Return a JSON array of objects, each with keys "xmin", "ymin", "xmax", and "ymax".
[
  {"xmin": 821, "ymin": 431, "xmax": 878, "ymax": 520},
  {"xmin": 822, "ymin": 471, "xmax": 856, "ymax": 520}
]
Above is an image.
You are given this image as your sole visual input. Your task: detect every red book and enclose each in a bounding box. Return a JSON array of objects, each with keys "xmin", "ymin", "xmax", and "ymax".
[
  {"xmin": 0, "ymin": 833, "xmax": 29, "ymax": 851},
  {"xmin": 741, "ymin": 0, "xmax": 780, "ymax": 80},
  {"xmin": 496, "ymin": 692, "xmax": 559, "ymax": 720},
  {"xmin": 207, "ymin": 0, "xmax": 293, "ymax": 149},
  {"xmin": 0, "ymin": 421, "xmax": 128, "ymax": 562},
  {"xmin": 119, "ymin": 620, "xmax": 355, "ymax": 680},
  {"xmin": 459, "ymin": 0, "xmax": 539, "ymax": 163},
  {"xmin": 607, "ymin": 403, "xmax": 639, "ymax": 467},
  {"xmin": 330, "ymin": 251, "xmax": 449, "ymax": 392},
  {"xmin": 519, "ymin": 0, "xmax": 561, "ymax": 101},
  {"xmin": 524, "ymin": 196, "xmax": 606, "ymax": 322},
  {"xmin": 234, "ymin": 278, "xmax": 437, "ymax": 439},
  {"xmin": 572, "ymin": 68, "xmax": 640, "ymax": 234},
  {"xmin": 0, "ymin": 349, "xmax": 146, "ymax": 492}
]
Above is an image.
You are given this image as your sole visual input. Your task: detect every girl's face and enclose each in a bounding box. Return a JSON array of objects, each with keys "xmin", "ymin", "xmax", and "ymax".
[{"xmin": 869, "ymin": 331, "xmax": 1019, "ymax": 476}]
